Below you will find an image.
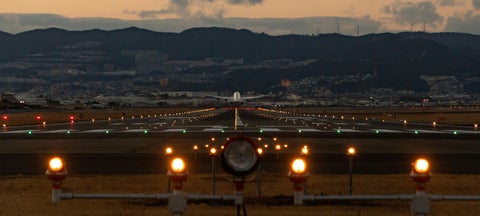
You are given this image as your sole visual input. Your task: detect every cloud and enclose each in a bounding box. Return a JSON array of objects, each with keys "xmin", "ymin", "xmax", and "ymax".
[
  {"xmin": 133, "ymin": 0, "xmax": 263, "ymax": 19},
  {"xmin": 445, "ymin": 14, "xmax": 480, "ymax": 34},
  {"xmin": 383, "ymin": 1, "xmax": 443, "ymax": 27},
  {"xmin": 227, "ymin": 0, "xmax": 263, "ymax": 5},
  {"xmin": 436, "ymin": 0, "xmax": 457, "ymax": 6},
  {"xmin": 0, "ymin": 13, "xmax": 381, "ymax": 36},
  {"xmin": 473, "ymin": 0, "xmax": 480, "ymax": 9}
]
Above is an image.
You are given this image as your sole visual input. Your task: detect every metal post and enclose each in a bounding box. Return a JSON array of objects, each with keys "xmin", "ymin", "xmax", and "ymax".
[
  {"xmin": 212, "ymin": 156, "xmax": 216, "ymax": 195},
  {"xmin": 257, "ymin": 161, "xmax": 262, "ymax": 198},
  {"xmin": 349, "ymin": 157, "xmax": 353, "ymax": 195}
]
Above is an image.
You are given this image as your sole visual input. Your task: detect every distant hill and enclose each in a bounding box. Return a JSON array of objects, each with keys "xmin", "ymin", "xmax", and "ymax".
[{"xmin": 0, "ymin": 27, "xmax": 480, "ymax": 95}]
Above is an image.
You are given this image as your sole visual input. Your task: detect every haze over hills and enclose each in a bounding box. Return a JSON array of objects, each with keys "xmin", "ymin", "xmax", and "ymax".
[{"xmin": 0, "ymin": 27, "xmax": 480, "ymax": 106}]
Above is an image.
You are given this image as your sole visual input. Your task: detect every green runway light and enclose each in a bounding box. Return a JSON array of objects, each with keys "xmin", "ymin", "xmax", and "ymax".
[
  {"xmin": 67, "ymin": 130, "xmax": 71, "ymax": 134},
  {"xmin": 144, "ymin": 130, "xmax": 148, "ymax": 134},
  {"xmin": 298, "ymin": 129, "xmax": 302, "ymax": 133},
  {"xmin": 376, "ymin": 130, "xmax": 380, "ymax": 134},
  {"xmin": 453, "ymin": 131, "xmax": 458, "ymax": 135},
  {"xmin": 259, "ymin": 129, "xmax": 263, "ymax": 133},
  {"xmin": 336, "ymin": 129, "xmax": 341, "ymax": 133},
  {"xmin": 414, "ymin": 130, "xmax": 419, "ymax": 134},
  {"xmin": 182, "ymin": 129, "xmax": 187, "ymax": 134},
  {"xmin": 27, "ymin": 131, "xmax": 32, "ymax": 135},
  {"xmin": 221, "ymin": 129, "xmax": 225, "ymax": 133},
  {"xmin": 105, "ymin": 130, "xmax": 110, "ymax": 134}
]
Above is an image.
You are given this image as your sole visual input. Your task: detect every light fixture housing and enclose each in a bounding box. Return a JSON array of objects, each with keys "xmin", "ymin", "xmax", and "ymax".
[{"xmin": 221, "ymin": 135, "xmax": 259, "ymax": 177}]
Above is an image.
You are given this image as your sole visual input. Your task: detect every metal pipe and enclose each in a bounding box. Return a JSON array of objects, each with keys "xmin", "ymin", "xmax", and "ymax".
[
  {"xmin": 186, "ymin": 194, "xmax": 236, "ymax": 201},
  {"xmin": 303, "ymin": 194, "xmax": 415, "ymax": 201},
  {"xmin": 60, "ymin": 192, "xmax": 170, "ymax": 200}
]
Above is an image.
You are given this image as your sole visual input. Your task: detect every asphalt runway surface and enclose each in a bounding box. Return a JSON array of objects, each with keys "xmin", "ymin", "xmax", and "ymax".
[{"xmin": 2, "ymin": 108, "xmax": 480, "ymax": 175}]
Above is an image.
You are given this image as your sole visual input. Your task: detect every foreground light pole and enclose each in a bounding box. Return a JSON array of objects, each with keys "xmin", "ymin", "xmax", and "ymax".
[
  {"xmin": 347, "ymin": 147, "xmax": 357, "ymax": 195},
  {"xmin": 45, "ymin": 156, "xmax": 67, "ymax": 203},
  {"xmin": 410, "ymin": 158, "xmax": 432, "ymax": 216},
  {"xmin": 165, "ymin": 147, "xmax": 173, "ymax": 193},
  {"xmin": 209, "ymin": 147, "xmax": 217, "ymax": 195},
  {"xmin": 256, "ymin": 148, "xmax": 263, "ymax": 199},
  {"xmin": 288, "ymin": 158, "xmax": 309, "ymax": 205},
  {"xmin": 167, "ymin": 157, "xmax": 188, "ymax": 216}
]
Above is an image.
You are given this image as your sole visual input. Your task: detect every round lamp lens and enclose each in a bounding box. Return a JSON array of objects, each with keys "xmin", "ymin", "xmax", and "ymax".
[
  {"xmin": 171, "ymin": 158, "xmax": 185, "ymax": 173},
  {"xmin": 414, "ymin": 158, "xmax": 429, "ymax": 173},
  {"xmin": 291, "ymin": 158, "xmax": 306, "ymax": 174},
  {"xmin": 49, "ymin": 157, "xmax": 64, "ymax": 172}
]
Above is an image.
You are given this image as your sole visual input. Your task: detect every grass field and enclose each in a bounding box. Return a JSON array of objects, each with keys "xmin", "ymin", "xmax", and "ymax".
[{"xmin": 2, "ymin": 173, "xmax": 480, "ymax": 215}]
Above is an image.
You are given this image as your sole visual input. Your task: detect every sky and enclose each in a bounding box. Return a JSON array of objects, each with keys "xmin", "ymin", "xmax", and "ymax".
[{"xmin": 1, "ymin": 0, "xmax": 480, "ymax": 35}]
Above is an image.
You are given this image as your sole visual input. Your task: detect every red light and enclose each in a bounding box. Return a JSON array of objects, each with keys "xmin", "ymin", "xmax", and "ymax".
[
  {"xmin": 2, "ymin": 115, "xmax": 7, "ymax": 121},
  {"xmin": 69, "ymin": 116, "xmax": 75, "ymax": 120},
  {"xmin": 36, "ymin": 116, "xmax": 41, "ymax": 120}
]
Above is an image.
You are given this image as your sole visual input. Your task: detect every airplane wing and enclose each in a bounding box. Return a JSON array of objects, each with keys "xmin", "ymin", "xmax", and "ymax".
[
  {"xmin": 205, "ymin": 95, "xmax": 232, "ymax": 101},
  {"xmin": 241, "ymin": 94, "xmax": 269, "ymax": 100}
]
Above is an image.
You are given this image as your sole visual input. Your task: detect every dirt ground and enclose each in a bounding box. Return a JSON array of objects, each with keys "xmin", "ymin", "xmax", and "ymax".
[{"xmin": 1, "ymin": 173, "xmax": 479, "ymax": 215}]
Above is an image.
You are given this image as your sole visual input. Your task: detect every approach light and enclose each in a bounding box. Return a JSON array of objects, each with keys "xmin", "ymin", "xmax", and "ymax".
[
  {"xmin": 301, "ymin": 148, "xmax": 309, "ymax": 155},
  {"xmin": 2, "ymin": 115, "xmax": 8, "ymax": 121},
  {"xmin": 284, "ymin": 144, "xmax": 288, "ymax": 148},
  {"xmin": 475, "ymin": 123, "xmax": 478, "ymax": 129},
  {"xmin": 193, "ymin": 145, "xmax": 198, "ymax": 151},
  {"xmin": 291, "ymin": 158, "xmax": 307, "ymax": 174},
  {"xmin": 165, "ymin": 147, "xmax": 173, "ymax": 156},
  {"xmin": 69, "ymin": 116, "xmax": 75, "ymax": 121},
  {"xmin": 432, "ymin": 122, "xmax": 437, "ymax": 127},
  {"xmin": 209, "ymin": 147, "xmax": 217, "ymax": 156},
  {"xmin": 257, "ymin": 137, "xmax": 262, "ymax": 141},
  {"xmin": 170, "ymin": 158, "xmax": 186, "ymax": 173},
  {"xmin": 36, "ymin": 116, "xmax": 42, "ymax": 120},
  {"xmin": 211, "ymin": 137, "xmax": 215, "ymax": 142},
  {"xmin": 48, "ymin": 157, "xmax": 65, "ymax": 172},
  {"xmin": 273, "ymin": 137, "xmax": 278, "ymax": 142},
  {"xmin": 347, "ymin": 147, "xmax": 356, "ymax": 157},
  {"xmin": 264, "ymin": 144, "xmax": 268, "ymax": 148},
  {"xmin": 221, "ymin": 135, "xmax": 259, "ymax": 177},
  {"xmin": 257, "ymin": 148, "xmax": 263, "ymax": 156},
  {"xmin": 275, "ymin": 144, "xmax": 281, "ymax": 150},
  {"xmin": 413, "ymin": 158, "xmax": 430, "ymax": 174},
  {"xmin": 403, "ymin": 120, "xmax": 407, "ymax": 124}
]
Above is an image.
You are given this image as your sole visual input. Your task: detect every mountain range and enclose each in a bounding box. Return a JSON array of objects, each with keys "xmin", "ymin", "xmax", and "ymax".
[{"xmin": 0, "ymin": 27, "xmax": 479, "ymax": 96}]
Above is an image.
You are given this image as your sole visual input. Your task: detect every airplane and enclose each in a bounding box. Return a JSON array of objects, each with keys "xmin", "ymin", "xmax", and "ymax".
[{"xmin": 207, "ymin": 91, "xmax": 270, "ymax": 102}]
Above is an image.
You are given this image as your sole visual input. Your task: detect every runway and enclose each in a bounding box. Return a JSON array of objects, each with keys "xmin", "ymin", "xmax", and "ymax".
[{"xmin": 1, "ymin": 108, "xmax": 480, "ymax": 175}]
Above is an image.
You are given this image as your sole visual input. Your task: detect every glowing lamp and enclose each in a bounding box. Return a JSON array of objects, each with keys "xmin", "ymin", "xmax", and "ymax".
[
  {"xmin": 257, "ymin": 148, "xmax": 263, "ymax": 155},
  {"xmin": 291, "ymin": 158, "xmax": 307, "ymax": 174},
  {"xmin": 48, "ymin": 157, "xmax": 65, "ymax": 172},
  {"xmin": 46, "ymin": 156, "xmax": 67, "ymax": 189},
  {"xmin": 301, "ymin": 148, "xmax": 309, "ymax": 155},
  {"xmin": 165, "ymin": 147, "xmax": 173, "ymax": 156},
  {"xmin": 209, "ymin": 147, "xmax": 217, "ymax": 156},
  {"xmin": 347, "ymin": 147, "xmax": 356, "ymax": 157},
  {"xmin": 193, "ymin": 145, "xmax": 198, "ymax": 151},
  {"xmin": 36, "ymin": 116, "xmax": 42, "ymax": 120},
  {"xmin": 170, "ymin": 158, "xmax": 186, "ymax": 173},
  {"xmin": 275, "ymin": 144, "xmax": 281, "ymax": 150},
  {"xmin": 413, "ymin": 158, "xmax": 430, "ymax": 174},
  {"xmin": 69, "ymin": 116, "xmax": 75, "ymax": 121}
]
